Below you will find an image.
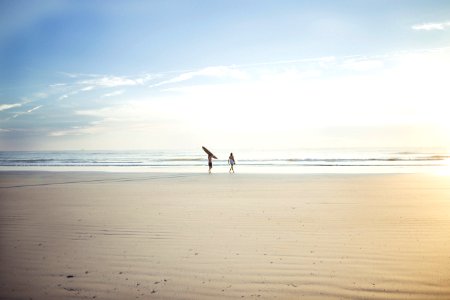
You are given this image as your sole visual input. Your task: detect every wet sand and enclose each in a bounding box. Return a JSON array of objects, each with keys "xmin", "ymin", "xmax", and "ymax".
[{"xmin": 1, "ymin": 171, "xmax": 450, "ymax": 299}]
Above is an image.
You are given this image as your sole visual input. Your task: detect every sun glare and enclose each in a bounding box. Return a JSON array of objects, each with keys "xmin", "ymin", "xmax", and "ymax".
[{"xmin": 435, "ymin": 154, "xmax": 450, "ymax": 176}]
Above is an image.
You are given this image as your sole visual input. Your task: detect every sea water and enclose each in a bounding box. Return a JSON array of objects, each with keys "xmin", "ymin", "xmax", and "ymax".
[{"xmin": 0, "ymin": 148, "xmax": 449, "ymax": 174}]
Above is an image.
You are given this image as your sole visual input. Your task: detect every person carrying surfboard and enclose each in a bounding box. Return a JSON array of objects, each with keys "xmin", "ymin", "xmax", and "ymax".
[
  {"xmin": 202, "ymin": 146, "xmax": 217, "ymax": 174},
  {"xmin": 228, "ymin": 153, "xmax": 236, "ymax": 173},
  {"xmin": 208, "ymin": 154, "xmax": 213, "ymax": 174}
]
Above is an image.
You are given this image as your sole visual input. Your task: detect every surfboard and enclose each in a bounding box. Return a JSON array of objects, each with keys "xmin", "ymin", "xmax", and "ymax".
[{"xmin": 202, "ymin": 146, "xmax": 218, "ymax": 159}]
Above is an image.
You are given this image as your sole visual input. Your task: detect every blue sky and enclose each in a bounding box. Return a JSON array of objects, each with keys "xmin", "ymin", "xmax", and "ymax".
[{"xmin": 1, "ymin": 0, "xmax": 450, "ymax": 150}]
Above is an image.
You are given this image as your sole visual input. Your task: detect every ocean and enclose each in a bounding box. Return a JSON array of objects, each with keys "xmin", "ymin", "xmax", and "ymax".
[{"xmin": 0, "ymin": 148, "xmax": 448, "ymax": 173}]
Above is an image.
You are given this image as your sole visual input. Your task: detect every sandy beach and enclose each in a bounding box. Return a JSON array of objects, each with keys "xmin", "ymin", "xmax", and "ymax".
[{"xmin": 1, "ymin": 171, "xmax": 450, "ymax": 299}]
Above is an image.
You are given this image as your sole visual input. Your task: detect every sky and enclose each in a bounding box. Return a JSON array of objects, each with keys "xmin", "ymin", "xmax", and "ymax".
[{"xmin": 1, "ymin": 0, "xmax": 450, "ymax": 151}]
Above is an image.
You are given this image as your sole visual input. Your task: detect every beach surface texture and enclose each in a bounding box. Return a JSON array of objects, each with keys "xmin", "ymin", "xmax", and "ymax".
[{"xmin": 1, "ymin": 171, "xmax": 450, "ymax": 299}]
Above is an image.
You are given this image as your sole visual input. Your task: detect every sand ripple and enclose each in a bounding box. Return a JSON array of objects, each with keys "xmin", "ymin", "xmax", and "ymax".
[{"xmin": 1, "ymin": 173, "xmax": 450, "ymax": 299}]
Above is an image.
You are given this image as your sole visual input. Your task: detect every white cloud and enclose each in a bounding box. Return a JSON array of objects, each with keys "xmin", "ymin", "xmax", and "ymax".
[
  {"xmin": 56, "ymin": 73, "xmax": 155, "ymax": 100},
  {"xmin": 0, "ymin": 128, "xmax": 10, "ymax": 133},
  {"xmin": 60, "ymin": 72, "xmax": 101, "ymax": 78},
  {"xmin": 11, "ymin": 105, "xmax": 43, "ymax": 119},
  {"xmin": 341, "ymin": 58, "xmax": 384, "ymax": 71},
  {"xmin": 0, "ymin": 103, "xmax": 22, "ymax": 111},
  {"xmin": 27, "ymin": 105, "xmax": 43, "ymax": 113},
  {"xmin": 101, "ymin": 90, "xmax": 125, "ymax": 98},
  {"xmin": 49, "ymin": 83, "xmax": 67, "ymax": 87},
  {"xmin": 49, "ymin": 113, "xmax": 163, "ymax": 138},
  {"xmin": 151, "ymin": 66, "xmax": 248, "ymax": 88},
  {"xmin": 49, "ymin": 125, "xmax": 103, "ymax": 137},
  {"xmin": 75, "ymin": 102, "xmax": 160, "ymax": 122},
  {"xmin": 80, "ymin": 86, "xmax": 95, "ymax": 91},
  {"xmin": 49, "ymin": 130, "xmax": 69, "ymax": 137},
  {"xmin": 79, "ymin": 76, "xmax": 137, "ymax": 87},
  {"xmin": 34, "ymin": 92, "xmax": 48, "ymax": 99},
  {"xmin": 241, "ymin": 56, "xmax": 337, "ymax": 68},
  {"xmin": 58, "ymin": 87, "xmax": 83, "ymax": 100},
  {"xmin": 412, "ymin": 21, "xmax": 450, "ymax": 31},
  {"xmin": 78, "ymin": 74, "xmax": 154, "ymax": 88}
]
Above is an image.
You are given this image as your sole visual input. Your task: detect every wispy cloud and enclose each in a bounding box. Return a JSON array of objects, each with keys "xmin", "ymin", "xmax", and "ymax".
[
  {"xmin": 59, "ymin": 72, "xmax": 101, "ymax": 78},
  {"xmin": 11, "ymin": 105, "xmax": 43, "ymax": 119},
  {"xmin": 80, "ymin": 86, "xmax": 95, "ymax": 91},
  {"xmin": 75, "ymin": 103, "xmax": 152, "ymax": 121},
  {"xmin": 58, "ymin": 89, "xmax": 83, "ymax": 100},
  {"xmin": 49, "ymin": 83, "xmax": 67, "ymax": 88},
  {"xmin": 79, "ymin": 76, "xmax": 138, "ymax": 87},
  {"xmin": 49, "ymin": 130, "xmax": 71, "ymax": 137},
  {"xmin": 49, "ymin": 124, "xmax": 103, "ymax": 137},
  {"xmin": 33, "ymin": 92, "xmax": 48, "ymax": 99},
  {"xmin": 238, "ymin": 56, "xmax": 337, "ymax": 68},
  {"xmin": 0, "ymin": 103, "xmax": 22, "ymax": 111},
  {"xmin": 75, "ymin": 74, "xmax": 155, "ymax": 88},
  {"xmin": 412, "ymin": 21, "xmax": 450, "ymax": 31},
  {"xmin": 150, "ymin": 66, "xmax": 248, "ymax": 88},
  {"xmin": 101, "ymin": 90, "xmax": 125, "ymax": 98},
  {"xmin": 27, "ymin": 105, "xmax": 43, "ymax": 113},
  {"xmin": 56, "ymin": 73, "xmax": 154, "ymax": 100},
  {"xmin": 48, "ymin": 120, "xmax": 156, "ymax": 138},
  {"xmin": 341, "ymin": 58, "xmax": 384, "ymax": 71}
]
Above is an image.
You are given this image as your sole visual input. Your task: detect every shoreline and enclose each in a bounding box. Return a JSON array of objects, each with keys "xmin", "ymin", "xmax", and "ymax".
[{"xmin": 1, "ymin": 164, "xmax": 448, "ymax": 175}]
